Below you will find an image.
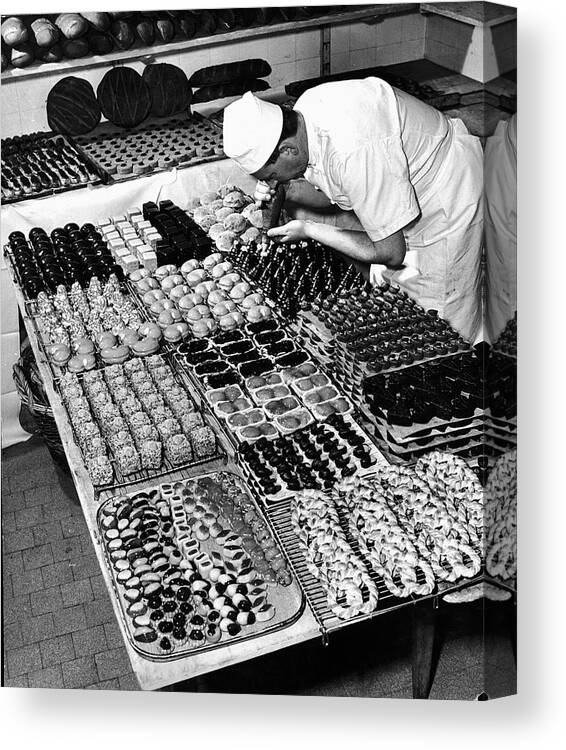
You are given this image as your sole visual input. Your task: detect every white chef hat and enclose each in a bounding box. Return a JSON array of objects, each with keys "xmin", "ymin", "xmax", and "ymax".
[{"xmin": 223, "ymin": 92, "xmax": 283, "ymax": 174}]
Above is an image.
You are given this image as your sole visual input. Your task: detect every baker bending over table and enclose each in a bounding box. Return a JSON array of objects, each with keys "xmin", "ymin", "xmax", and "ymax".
[{"xmin": 222, "ymin": 80, "xmax": 483, "ymax": 342}]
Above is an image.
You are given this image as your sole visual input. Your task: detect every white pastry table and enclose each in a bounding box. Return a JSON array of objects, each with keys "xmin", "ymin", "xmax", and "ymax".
[
  {"xmin": 0, "ymin": 158, "xmax": 256, "ymax": 448},
  {"xmin": 3, "ymin": 160, "xmax": 493, "ymax": 694}
]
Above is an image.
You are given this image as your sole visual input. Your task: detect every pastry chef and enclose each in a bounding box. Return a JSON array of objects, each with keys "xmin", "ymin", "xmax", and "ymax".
[{"xmin": 222, "ymin": 82, "xmax": 483, "ymax": 341}]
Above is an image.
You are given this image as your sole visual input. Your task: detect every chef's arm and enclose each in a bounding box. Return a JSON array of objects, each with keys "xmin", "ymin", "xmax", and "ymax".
[
  {"xmin": 304, "ymin": 221, "xmax": 406, "ymax": 267},
  {"xmin": 284, "ymin": 180, "xmax": 338, "ymax": 215}
]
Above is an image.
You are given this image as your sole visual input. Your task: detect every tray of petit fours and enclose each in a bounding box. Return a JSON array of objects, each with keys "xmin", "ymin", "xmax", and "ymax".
[
  {"xmin": 96, "ymin": 470, "xmax": 303, "ymax": 660},
  {"xmin": 74, "ymin": 112, "xmax": 224, "ymax": 184},
  {"xmin": 1, "ymin": 132, "xmax": 107, "ymax": 205},
  {"xmin": 57, "ymin": 353, "xmax": 224, "ymax": 491}
]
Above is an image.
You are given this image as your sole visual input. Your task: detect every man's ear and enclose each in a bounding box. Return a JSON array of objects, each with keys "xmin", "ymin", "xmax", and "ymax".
[{"xmin": 279, "ymin": 139, "xmax": 299, "ymax": 157}]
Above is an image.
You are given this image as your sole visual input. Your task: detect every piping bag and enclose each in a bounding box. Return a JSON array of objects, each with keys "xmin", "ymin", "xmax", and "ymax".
[{"xmin": 259, "ymin": 183, "xmax": 286, "ymax": 251}]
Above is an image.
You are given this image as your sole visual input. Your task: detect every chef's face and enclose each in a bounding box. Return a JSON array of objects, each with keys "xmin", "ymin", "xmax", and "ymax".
[{"xmin": 253, "ymin": 145, "xmax": 308, "ymax": 184}]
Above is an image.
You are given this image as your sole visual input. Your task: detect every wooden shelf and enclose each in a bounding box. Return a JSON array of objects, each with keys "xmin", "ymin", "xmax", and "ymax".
[
  {"xmin": 420, "ymin": 2, "xmax": 516, "ymax": 28},
  {"xmin": 1, "ymin": 5, "xmax": 417, "ymax": 83}
]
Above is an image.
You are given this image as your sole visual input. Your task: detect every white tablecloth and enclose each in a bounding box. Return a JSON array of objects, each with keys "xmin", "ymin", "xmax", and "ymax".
[{"xmin": 1, "ymin": 159, "xmax": 255, "ymax": 447}]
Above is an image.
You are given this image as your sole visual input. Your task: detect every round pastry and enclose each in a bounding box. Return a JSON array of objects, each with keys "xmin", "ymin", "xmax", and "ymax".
[
  {"xmin": 215, "ymin": 206, "xmax": 233, "ymax": 223},
  {"xmin": 216, "ymin": 230, "xmax": 237, "ymax": 252},
  {"xmin": 180, "ymin": 259, "xmax": 201, "ymax": 276},
  {"xmin": 150, "ymin": 300, "xmax": 168, "ymax": 317},
  {"xmin": 241, "ymin": 227, "xmax": 261, "ymax": 243},
  {"xmin": 186, "ymin": 269, "xmax": 208, "ymax": 287},
  {"xmin": 158, "ymin": 309, "xmax": 183, "ymax": 327},
  {"xmin": 200, "ymin": 214, "xmax": 218, "ymax": 232},
  {"xmin": 138, "ymin": 322, "xmax": 162, "ymax": 340},
  {"xmin": 164, "ymin": 322, "xmax": 189, "ymax": 343},
  {"xmin": 191, "ymin": 319, "xmax": 210, "ymax": 338},
  {"xmin": 202, "ymin": 252, "xmax": 224, "ymax": 270},
  {"xmin": 73, "ymin": 337, "xmax": 95, "ymax": 355},
  {"xmin": 97, "ymin": 331, "xmax": 117, "ymax": 349},
  {"xmin": 136, "ymin": 277, "xmax": 160, "ymax": 292},
  {"xmin": 223, "ymin": 213, "xmax": 247, "ymax": 234},
  {"xmin": 169, "ymin": 284, "xmax": 191, "ymax": 302},
  {"xmin": 48, "ymin": 343, "xmax": 71, "ymax": 366},
  {"xmin": 101, "ymin": 345, "xmax": 130, "ymax": 365},
  {"xmin": 119, "ymin": 328, "xmax": 141, "ymax": 347},
  {"xmin": 161, "ymin": 274, "xmax": 185, "ymax": 292},
  {"xmin": 186, "ymin": 305, "xmax": 209, "ymax": 322},
  {"xmin": 222, "ymin": 190, "xmax": 247, "ymax": 210},
  {"xmin": 131, "ymin": 336, "xmax": 159, "ymax": 357},
  {"xmin": 229, "ymin": 281, "xmax": 252, "ymax": 302},
  {"xmin": 155, "ymin": 264, "xmax": 178, "ymax": 281},
  {"xmin": 219, "ymin": 313, "xmax": 239, "ymax": 331},
  {"xmin": 246, "ymin": 306, "xmax": 266, "ymax": 323},
  {"xmin": 130, "ymin": 268, "xmax": 151, "ymax": 283},
  {"xmin": 207, "ymin": 290, "xmax": 228, "ymax": 305},
  {"xmin": 143, "ymin": 289, "xmax": 167, "ymax": 306},
  {"xmin": 217, "ymin": 272, "xmax": 241, "ymax": 292},
  {"xmin": 257, "ymin": 305, "xmax": 272, "ymax": 320},
  {"xmin": 212, "ymin": 302, "xmax": 232, "ymax": 319},
  {"xmin": 195, "ymin": 280, "xmax": 217, "ymax": 298},
  {"xmin": 200, "ymin": 191, "xmax": 219, "ymax": 206},
  {"xmin": 240, "ymin": 293, "xmax": 264, "ymax": 309},
  {"xmin": 68, "ymin": 353, "xmax": 96, "ymax": 372},
  {"xmin": 211, "ymin": 261, "xmax": 234, "ymax": 279}
]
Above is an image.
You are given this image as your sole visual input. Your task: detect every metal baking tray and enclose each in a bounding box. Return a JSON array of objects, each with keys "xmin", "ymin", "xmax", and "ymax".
[{"xmin": 96, "ymin": 469, "xmax": 305, "ymax": 661}]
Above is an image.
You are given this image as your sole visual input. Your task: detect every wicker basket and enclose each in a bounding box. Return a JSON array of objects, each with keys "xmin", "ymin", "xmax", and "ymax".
[{"xmin": 12, "ymin": 344, "xmax": 69, "ymax": 471}]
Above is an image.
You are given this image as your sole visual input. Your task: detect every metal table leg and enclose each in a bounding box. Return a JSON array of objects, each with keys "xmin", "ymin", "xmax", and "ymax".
[{"xmin": 411, "ymin": 598, "xmax": 438, "ymax": 699}]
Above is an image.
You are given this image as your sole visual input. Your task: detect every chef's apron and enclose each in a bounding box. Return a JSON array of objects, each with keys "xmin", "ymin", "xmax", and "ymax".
[{"xmin": 484, "ymin": 114, "xmax": 517, "ymax": 342}]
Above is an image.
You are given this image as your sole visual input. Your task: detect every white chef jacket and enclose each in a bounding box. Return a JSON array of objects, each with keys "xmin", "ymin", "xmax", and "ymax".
[
  {"xmin": 293, "ymin": 78, "xmax": 484, "ymax": 342},
  {"xmin": 484, "ymin": 114, "xmax": 517, "ymax": 342}
]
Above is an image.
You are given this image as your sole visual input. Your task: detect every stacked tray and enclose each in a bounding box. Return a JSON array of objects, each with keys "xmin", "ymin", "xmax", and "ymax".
[{"xmin": 361, "ymin": 349, "xmax": 516, "ymax": 483}]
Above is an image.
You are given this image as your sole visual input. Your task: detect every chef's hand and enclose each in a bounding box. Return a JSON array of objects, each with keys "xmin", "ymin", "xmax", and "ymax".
[
  {"xmin": 267, "ymin": 220, "xmax": 308, "ymax": 243},
  {"xmin": 253, "ymin": 180, "xmax": 276, "ymax": 208}
]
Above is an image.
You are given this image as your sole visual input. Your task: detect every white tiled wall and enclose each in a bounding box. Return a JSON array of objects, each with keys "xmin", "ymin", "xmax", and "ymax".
[{"xmin": 424, "ymin": 14, "xmax": 516, "ymax": 82}]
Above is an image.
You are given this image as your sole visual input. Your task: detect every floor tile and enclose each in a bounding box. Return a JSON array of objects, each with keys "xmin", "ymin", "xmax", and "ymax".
[
  {"xmin": 30, "ymin": 586, "xmax": 64, "ymax": 616},
  {"xmin": 3, "ymin": 550, "xmax": 24, "ymax": 576},
  {"xmin": 62, "ymin": 656, "xmax": 99, "ymax": 689},
  {"xmin": 72, "ymin": 625, "xmax": 108, "ymax": 658},
  {"xmin": 22, "ymin": 543, "xmax": 54, "ymax": 570},
  {"xmin": 28, "ymin": 665, "xmax": 65, "ymax": 689},
  {"xmin": 15, "ymin": 505, "xmax": 45, "ymax": 530},
  {"xmin": 3, "ymin": 527, "xmax": 35, "ymax": 554},
  {"xmin": 39, "ymin": 634, "xmax": 75, "ymax": 668},
  {"xmin": 52, "ymin": 604, "xmax": 88, "ymax": 636},
  {"xmin": 95, "ymin": 647, "xmax": 132, "ymax": 682},
  {"xmin": 6, "ymin": 643, "xmax": 42, "ymax": 677},
  {"xmin": 19, "ymin": 612, "xmax": 55, "ymax": 644},
  {"xmin": 60, "ymin": 578, "xmax": 93, "ymax": 608},
  {"xmin": 86, "ymin": 678, "xmax": 121, "ymax": 690},
  {"xmin": 10, "ymin": 568, "xmax": 44, "ymax": 597},
  {"xmin": 41, "ymin": 561, "xmax": 74, "ymax": 588},
  {"xmin": 32, "ymin": 521, "xmax": 63, "ymax": 547}
]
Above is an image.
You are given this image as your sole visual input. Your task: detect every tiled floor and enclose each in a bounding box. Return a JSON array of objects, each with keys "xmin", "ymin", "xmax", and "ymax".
[{"xmin": 2, "ymin": 436, "xmax": 516, "ymax": 698}]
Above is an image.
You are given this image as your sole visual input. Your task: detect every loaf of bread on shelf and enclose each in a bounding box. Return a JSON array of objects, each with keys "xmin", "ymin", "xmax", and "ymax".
[
  {"xmin": 10, "ymin": 43, "xmax": 35, "ymax": 68},
  {"xmin": 61, "ymin": 38, "xmax": 90, "ymax": 59},
  {"xmin": 1, "ymin": 17, "xmax": 29, "ymax": 47},
  {"xmin": 80, "ymin": 12, "xmax": 111, "ymax": 31},
  {"xmin": 30, "ymin": 18, "xmax": 60, "ymax": 48},
  {"xmin": 55, "ymin": 13, "xmax": 89, "ymax": 40},
  {"xmin": 110, "ymin": 19, "xmax": 135, "ymax": 50},
  {"xmin": 192, "ymin": 79, "xmax": 269, "ymax": 104},
  {"xmin": 189, "ymin": 59, "xmax": 272, "ymax": 87}
]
